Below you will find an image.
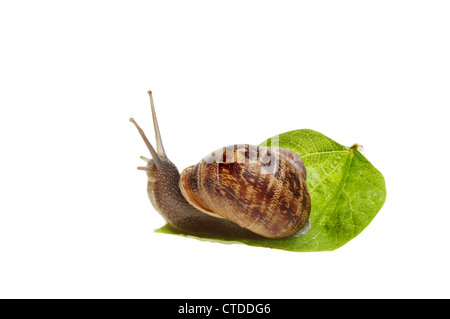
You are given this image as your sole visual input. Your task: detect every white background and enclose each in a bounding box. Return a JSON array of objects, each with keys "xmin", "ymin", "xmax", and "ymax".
[{"xmin": 0, "ymin": 1, "xmax": 449, "ymax": 299}]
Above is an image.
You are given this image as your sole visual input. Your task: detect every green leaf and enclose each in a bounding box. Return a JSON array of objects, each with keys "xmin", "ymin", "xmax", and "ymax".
[{"xmin": 155, "ymin": 129, "xmax": 386, "ymax": 252}]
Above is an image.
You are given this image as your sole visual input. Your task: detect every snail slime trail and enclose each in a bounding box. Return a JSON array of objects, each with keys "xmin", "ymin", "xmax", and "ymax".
[{"xmin": 131, "ymin": 91, "xmax": 311, "ymax": 240}]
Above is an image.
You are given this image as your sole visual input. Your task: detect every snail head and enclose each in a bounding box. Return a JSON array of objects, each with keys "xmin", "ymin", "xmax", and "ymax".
[{"xmin": 130, "ymin": 91, "xmax": 179, "ymax": 184}]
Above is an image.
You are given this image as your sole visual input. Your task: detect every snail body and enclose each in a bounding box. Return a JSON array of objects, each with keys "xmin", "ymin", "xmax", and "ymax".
[{"xmin": 131, "ymin": 91, "xmax": 311, "ymax": 239}]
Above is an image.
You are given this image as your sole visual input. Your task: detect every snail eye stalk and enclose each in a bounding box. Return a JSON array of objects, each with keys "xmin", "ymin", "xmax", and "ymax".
[{"xmin": 130, "ymin": 117, "xmax": 162, "ymax": 168}]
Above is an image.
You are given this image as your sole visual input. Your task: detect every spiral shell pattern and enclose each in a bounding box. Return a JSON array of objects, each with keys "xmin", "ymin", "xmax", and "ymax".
[{"xmin": 179, "ymin": 144, "xmax": 311, "ymax": 238}]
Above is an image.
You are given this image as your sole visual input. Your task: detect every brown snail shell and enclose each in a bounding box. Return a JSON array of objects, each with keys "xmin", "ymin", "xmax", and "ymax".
[{"xmin": 179, "ymin": 144, "xmax": 311, "ymax": 239}]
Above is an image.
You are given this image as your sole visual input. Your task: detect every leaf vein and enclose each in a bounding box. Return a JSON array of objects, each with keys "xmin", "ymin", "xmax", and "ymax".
[{"xmin": 309, "ymin": 151, "xmax": 350, "ymax": 194}]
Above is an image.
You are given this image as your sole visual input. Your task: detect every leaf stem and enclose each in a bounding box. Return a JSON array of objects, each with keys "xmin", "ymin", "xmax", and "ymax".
[{"xmin": 350, "ymin": 143, "xmax": 364, "ymax": 153}]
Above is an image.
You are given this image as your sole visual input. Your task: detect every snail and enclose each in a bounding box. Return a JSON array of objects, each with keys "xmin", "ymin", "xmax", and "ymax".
[{"xmin": 130, "ymin": 91, "xmax": 311, "ymax": 239}]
